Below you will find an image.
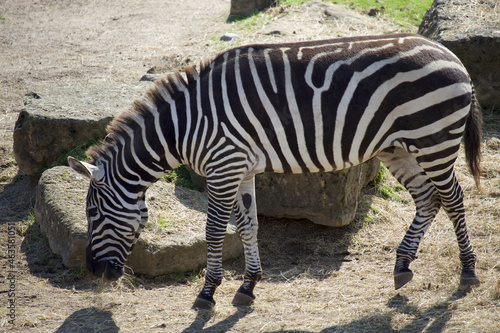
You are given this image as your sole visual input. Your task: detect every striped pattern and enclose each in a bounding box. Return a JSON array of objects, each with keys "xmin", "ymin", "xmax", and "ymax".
[{"xmin": 69, "ymin": 33, "xmax": 481, "ymax": 307}]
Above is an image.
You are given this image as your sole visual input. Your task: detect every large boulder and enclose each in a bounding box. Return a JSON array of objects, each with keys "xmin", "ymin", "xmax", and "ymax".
[
  {"xmin": 13, "ymin": 82, "xmax": 149, "ymax": 176},
  {"xmin": 255, "ymin": 160, "xmax": 380, "ymax": 227},
  {"xmin": 35, "ymin": 166, "xmax": 243, "ymax": 277},
  {"xmin": 418, "ymin": 0, "xmax": 500, "ymax": 107}
]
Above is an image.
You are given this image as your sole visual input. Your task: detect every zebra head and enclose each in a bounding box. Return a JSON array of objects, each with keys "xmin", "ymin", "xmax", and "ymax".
[{"xmin": 68, "ymin": 157, "xmax": 147, "ymax": 281}]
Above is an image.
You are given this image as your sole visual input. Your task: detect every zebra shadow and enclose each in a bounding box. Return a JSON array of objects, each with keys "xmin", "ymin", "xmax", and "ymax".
[
  {"xmin": 182, "ymin": 307, "xmax": 253, "ymax": 333},
  {"xmin": 255, "ymin": 215, "xmax": 368, "ymax": 282},
  {"xmin": 55, "ymin": 307, "xmax": 119, "ymax": 333},
  {"xmin": 256, "ymin": 290, "xmax": 468, "ymax": 333}
]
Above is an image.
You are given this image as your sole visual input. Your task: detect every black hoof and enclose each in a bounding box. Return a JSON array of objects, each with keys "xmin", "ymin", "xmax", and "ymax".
[
  {"xmin": 193, "ymin": 297, "xmax": 215, "ymax": 310},
  {"xmin": 232, "ymin": 292, "xmax": 255, "ymax": 306},
  {"xmin": 459, "ymin": 267, "xmax": 480, "ymax": 290},
  {"xmin": 394, "ymin": 270, "xmax": 413, "ymax": 290},
  {"xmin": 459, "ymin": 276, "xmax": 480, "ymax": 290}
]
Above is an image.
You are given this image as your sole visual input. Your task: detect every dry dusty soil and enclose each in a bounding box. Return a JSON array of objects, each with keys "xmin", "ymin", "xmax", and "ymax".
[{"xmin": 1, "ymin": 0, "xmax": 500, "ymax": 332}]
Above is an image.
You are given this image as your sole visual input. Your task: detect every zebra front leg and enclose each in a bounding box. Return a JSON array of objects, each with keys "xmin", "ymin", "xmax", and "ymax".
[
  {"xmin": 193, "ymin": 176, "xmax": 240, "ymax": 309},
  {"xmin": 232, "ymin": 176, "xmax": 262, "ymax": 306},
  {"xmin": 193, "ymin": 221, "xmax": 227, "ymax": 309}
]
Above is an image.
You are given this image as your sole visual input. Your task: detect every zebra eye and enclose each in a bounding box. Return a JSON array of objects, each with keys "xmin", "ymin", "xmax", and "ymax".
[{"xmin": 87, "ymin": 206, "xmax": 99, "ymax": 218}]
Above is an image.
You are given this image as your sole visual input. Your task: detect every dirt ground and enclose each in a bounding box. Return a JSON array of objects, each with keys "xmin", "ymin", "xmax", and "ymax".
[{"xmin": 1, "ymin": 0, "xmax": 500, "ymax": 332}]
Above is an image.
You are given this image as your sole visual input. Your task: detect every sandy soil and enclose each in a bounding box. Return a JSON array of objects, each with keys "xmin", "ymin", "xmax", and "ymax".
[{"xmin": 1, "ymin": 0, "xmax": 500, "ymax": 332}]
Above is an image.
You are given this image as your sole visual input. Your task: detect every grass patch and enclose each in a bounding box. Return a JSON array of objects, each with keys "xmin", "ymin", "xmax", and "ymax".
[
  {"xmin": 0, "ymin": 13, "xmax": 5, "ymax": 20},
  {"xmin": 157, "ymin": 216, "xmax": 189, "ymax": 231},
  {"xmin": 162, "ymin": 165, "xmax": 196, "ymax": 190},
  {"xmin": 280, "ymin": 0, "xmax": 433, "ymax": 27},
  {"xmin": 56, "ymin": 137, "xmax": 104, "ymax": 166},
  {"xmin": 18, "ymin": 211, "xmax": 37, "ymax": 237},
  {"xmin": 372, "ymin": 163, "xmax": 407, "ymax": 202}
]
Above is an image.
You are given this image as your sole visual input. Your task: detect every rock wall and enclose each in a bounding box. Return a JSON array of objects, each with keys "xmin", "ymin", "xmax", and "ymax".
[{"xmin": 418, "ymin": 0, "xmax": 500, "ymax": 107}]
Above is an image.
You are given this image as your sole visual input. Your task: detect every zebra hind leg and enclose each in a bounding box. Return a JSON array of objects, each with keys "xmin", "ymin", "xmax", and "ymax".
[
  {"xmin": 232, "ymin": 176, "xmax": 262, "ymax": 306},
  {"xmin": 377, "ymin": 149, "xmax": 442, "ymax": 289},
  {"xmin": 427, "ymin": 169, "xmax": 480, "ymax": 289}
]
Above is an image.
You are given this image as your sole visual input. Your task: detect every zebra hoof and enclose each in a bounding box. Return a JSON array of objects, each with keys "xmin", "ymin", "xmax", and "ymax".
[
  {"xmin": 459, "ymin": 275, "xmax": 480, "ymax": 290},
  {"xmin": 459, "ymin": 267, "xmax": 480, "ymax": 290},
  {"xmin": 232, "ymin": 292, "xmax": 255, "ymax": 306},
  {"xmin": 394, "ymin": 271, "xmax": 413, "ymax": 290},
  {"xmin": 193, "ymin": 297, "xmax": 215, "ymax": 310}
]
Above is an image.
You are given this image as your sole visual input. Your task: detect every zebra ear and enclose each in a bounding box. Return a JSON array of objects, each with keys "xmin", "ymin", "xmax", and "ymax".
[{"xmin": 68, "ymin": 156, "xmax": 104, "ymax": 181}]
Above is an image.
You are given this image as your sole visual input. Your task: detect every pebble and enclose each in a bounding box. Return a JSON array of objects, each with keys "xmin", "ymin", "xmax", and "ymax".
[{"xmin": 220, "ymin": 33, "xmax": 240, "ymax": 41}]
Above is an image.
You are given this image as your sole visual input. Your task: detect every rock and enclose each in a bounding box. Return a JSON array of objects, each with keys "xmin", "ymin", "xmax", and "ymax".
[
  {"xmin": 140, "ymin": 74, "xmax": 164, "ymax": 82},
  {"xmin": 255, "ymin": 159, "xmax": 380, "ymax": 227},
  {"xmin": 35, "ymin": 166, "xmax": 243, "ymax": 277},
  {"xmin": 418, "ymin": 0, "xmax": 500, "ymax": 107},
  {"xmin": 229, "ymin": 0, "xmax": 275, "ymax": 18},
  {"xmin": 259, "ymin": 1, "xmax": 381, "ymax": 38},
  {"xmin": 13, "ymin": 82, "xmax": 150, "ymax": 176},
  {"xmin": 486, "ymin": 137, "xmax": 500, "ymax": 151},
  {"xmin": 367, "ymin": 8, "xmax": 380, "ymax": 17},
  {"xmin": 35, "ymin": 167, "xmax": 89, "ymax": 267},
  {"xmin": 220, "ymin": 33, "xmax": 240, "ymax": 41},
  {"xmin": 187, "ymin": 159, "xmax": 380, "ymax": 227},
  {"xmin": 317, "ymin": 1, "xmax": 366, "ymax": 24}
]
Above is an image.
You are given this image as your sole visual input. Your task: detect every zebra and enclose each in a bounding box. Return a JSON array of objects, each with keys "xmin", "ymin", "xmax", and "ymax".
[{"xmin": 68, "ymin": 33, "xmax": 482, "ymax": 309}]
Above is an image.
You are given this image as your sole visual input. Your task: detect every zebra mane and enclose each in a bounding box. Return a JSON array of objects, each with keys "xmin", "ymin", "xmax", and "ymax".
[{"xmin": 86, "ymin": 58, "xmax": 214, "ymax": 163}]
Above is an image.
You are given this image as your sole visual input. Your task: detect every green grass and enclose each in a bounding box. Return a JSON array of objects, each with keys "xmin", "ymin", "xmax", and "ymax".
[
  {"xmin": 18, "ymin": 211, "xmax": 36, "ymax": 234},
  {"xmin": 162, "ymin": 165, "xmax": 196, "ymax": 189},
  {"xmin": 157, "ymin": 217, "xmax": 189, "ymax": 231},
  {"xmin": 372, "ymin": 163, "xmax": 407, "ymax": 202},
  {"xmin": 57, "ymin": 138, "xmax": 104, "ymax": 165},
  {"xmin": 280, "ymin": 0, "xmax": 433, "ymax": 27},
  {"xmin": 0, "ymin": 13, "xmax": 5, "ymax": 20}
]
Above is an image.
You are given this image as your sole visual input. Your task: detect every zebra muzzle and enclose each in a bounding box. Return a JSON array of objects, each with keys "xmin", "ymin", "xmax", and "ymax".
[{"xmin": 86, "ymin": 249, "xmax": 123, "ymax": 281}]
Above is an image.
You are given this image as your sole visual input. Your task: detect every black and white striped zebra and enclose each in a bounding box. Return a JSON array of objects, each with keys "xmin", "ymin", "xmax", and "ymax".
[{"xmin": 68, "ymin": 33, "xmax": 482, "ymax": 309}]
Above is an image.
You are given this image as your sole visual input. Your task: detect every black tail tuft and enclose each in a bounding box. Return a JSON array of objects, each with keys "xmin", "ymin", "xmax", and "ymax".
[{"xmin": 463, "ymin": 85, "xmax": 483, "ymax": 189}]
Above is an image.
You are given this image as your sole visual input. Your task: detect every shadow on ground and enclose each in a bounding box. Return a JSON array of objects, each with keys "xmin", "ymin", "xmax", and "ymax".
[
  {"xmin": 187, "ymin": 290, "xmax": 469, "ymax": 333},
  {"xmin": 183, "ymin": 307, "xmax": 253, "ymax": 333},
  {"xmin": 0, "ymin": 173, "xmax": 36, "ymax": 224},
  {"xmin": 55, "ymin": 307, "xmax": 119, "ymax": 333}
]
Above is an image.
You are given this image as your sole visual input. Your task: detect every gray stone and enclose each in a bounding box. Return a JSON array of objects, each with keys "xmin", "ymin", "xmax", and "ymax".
[
  {"xmin": 13, "ymin": 81, "xmax": 150, "ymax": 176},
  {"xmin": 418, "ymin": 0, "xmax": 500, "ymax": 107},
  {"xmin": 140, "ymin": 74, "xmax": 165, "ymax": 82},
  {"xmin": 255, "ymin": 160, "xmax": 380, "ymax": 227},
  {"xmin": 187, "ymin": 159, "xmax": 380, "ymax": 227},
  {"xmin": 220, "ymin": 33, "xmax": 240, "ymax": 41},
  {"xmin": 35, "ymin": 166, "xmax": 243, "ymax": 277}
]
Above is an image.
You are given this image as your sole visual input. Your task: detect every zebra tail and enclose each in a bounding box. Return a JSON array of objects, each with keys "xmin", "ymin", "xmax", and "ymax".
[{"xmin": 463, "ymin": 85, "xmax": 483, "ymax": 190}]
